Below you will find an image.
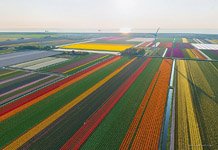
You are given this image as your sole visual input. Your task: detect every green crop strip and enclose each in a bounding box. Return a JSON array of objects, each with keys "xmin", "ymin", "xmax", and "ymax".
[
  {"xmin": 0, "ymin": 76, "xmax": 59, "ymax": 102},
  {"xmin": 201, "ymin": 50, "xmax": 218, "ymax": 60},
  {"xmin": 0, "ymin": 71, "xmax": 25, "ymax": 81}
]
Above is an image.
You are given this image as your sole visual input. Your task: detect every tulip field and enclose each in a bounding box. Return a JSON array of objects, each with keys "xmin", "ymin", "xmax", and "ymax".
[
  {"xmin": 176, "ymin": 60, "xmax": 218, "ymax": 150},
  {"xmin": 0, "ymin": 34, "xmax": 218, "ymax": 149},
  {"xmin": 62, "ymin": 43, "xmax": 133, "ymax": 52}
]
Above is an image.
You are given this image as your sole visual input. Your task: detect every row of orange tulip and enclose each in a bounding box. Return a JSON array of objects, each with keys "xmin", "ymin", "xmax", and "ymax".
[{"xmin": 120, "ymin": 59, "xmax": 172, "ymax": 149}]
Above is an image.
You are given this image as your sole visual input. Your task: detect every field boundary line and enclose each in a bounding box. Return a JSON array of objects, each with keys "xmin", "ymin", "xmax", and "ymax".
[{"xmin": 162, "ymin": 48, "xmax": 168, "ymax": 57}]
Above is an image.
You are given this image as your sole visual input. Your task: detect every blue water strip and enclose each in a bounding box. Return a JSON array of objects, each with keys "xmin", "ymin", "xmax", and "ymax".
[{"xmin": 162, "ymin": 89, "xmax": 173, "ymax": 149}]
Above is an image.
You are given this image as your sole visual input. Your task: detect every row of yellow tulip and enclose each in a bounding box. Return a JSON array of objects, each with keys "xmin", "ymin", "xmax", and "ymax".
[
  {"xmin": 182, "ymin": 38, "xmax": 189, "ymax": 43},
  {"xmin": 186, "ymin": 60, "xmax": 217, "ymax": 148},
  {"xmin": 62, "ymin": 43, "xmax": 133, "ymax": 51},
  {"xmin": 177, "ymin": 60, "xmax": 203, "ymax": 150}
]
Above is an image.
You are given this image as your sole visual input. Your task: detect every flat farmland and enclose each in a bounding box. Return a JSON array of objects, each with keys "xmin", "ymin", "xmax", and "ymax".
[{"xmin": 0, "ymin": 34, "xmax": 218, "ymax": 149}]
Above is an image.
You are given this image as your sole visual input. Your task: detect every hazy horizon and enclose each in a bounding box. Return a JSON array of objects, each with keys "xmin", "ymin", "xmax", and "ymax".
[
  {"xmin": 0, "ymin": 0, "xmax": 218, "ymax": 34},
  {"xmin": 0, "ymin": 29, "xmax": 218, "ymax": 35}
]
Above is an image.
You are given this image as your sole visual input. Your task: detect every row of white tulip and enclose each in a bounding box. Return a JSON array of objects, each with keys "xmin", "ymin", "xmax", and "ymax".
[
  {"xmin": 12, "ymin": 57, "xmax": 56, "ymax": 68},
  {"xmin": 192, "ymin": 43, "xmax": 218, "ymax": 50},
  {"xmin": 25, "ymin": 58, "xmax": 68, "ymax": 70}
]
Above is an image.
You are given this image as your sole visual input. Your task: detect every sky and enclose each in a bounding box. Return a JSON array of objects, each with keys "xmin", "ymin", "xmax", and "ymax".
[{"xmin": 0, "ymin": 0, "xmax": 218, "ymax": 33}]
